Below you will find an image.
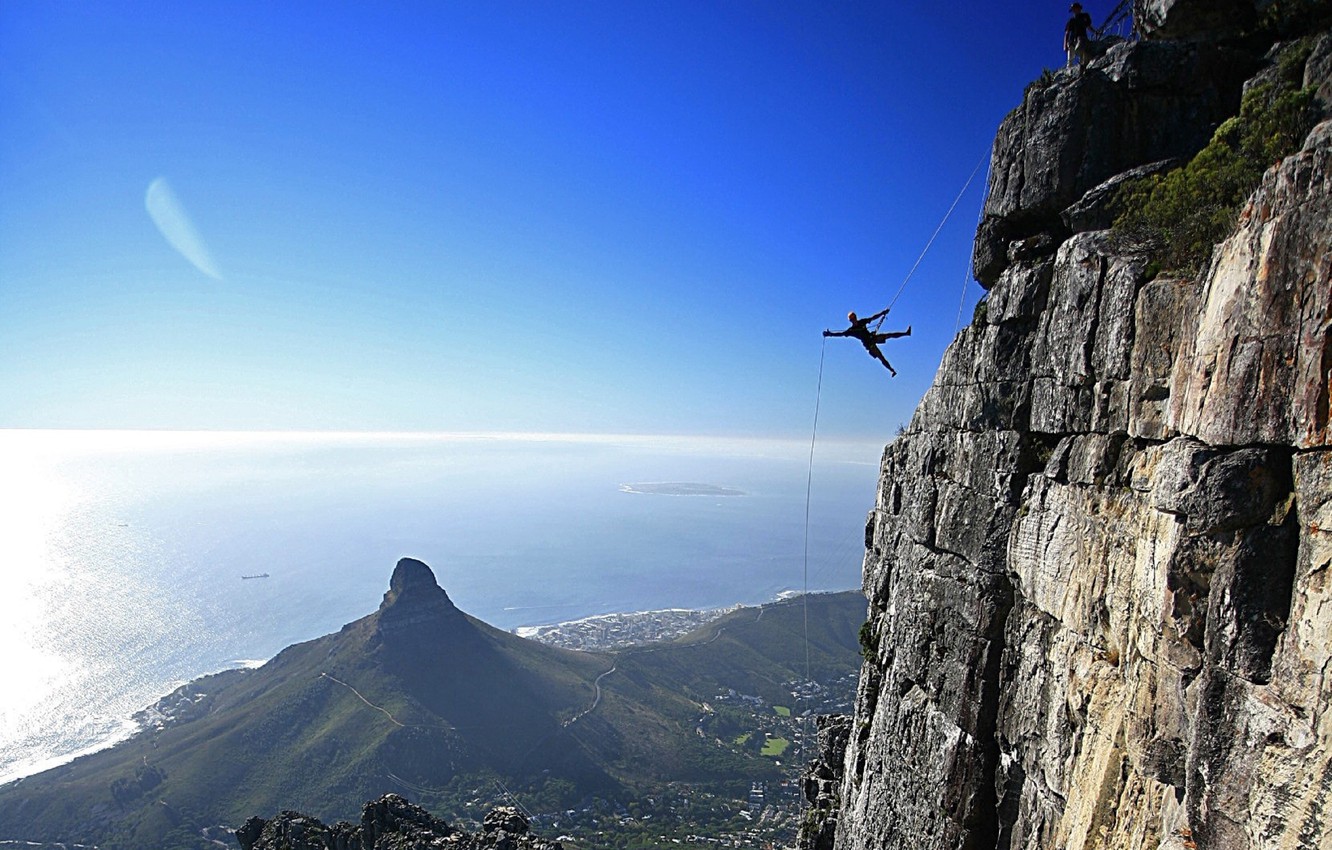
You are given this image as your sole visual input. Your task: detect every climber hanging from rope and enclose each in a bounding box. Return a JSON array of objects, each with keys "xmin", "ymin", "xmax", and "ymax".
[
  {"xmin": 812, "ymin": 153, "xmax": 982, "ymax": 382},
  {"xmin": 823, "ymin": 309, "xmax": 911, "ymax": 376}
]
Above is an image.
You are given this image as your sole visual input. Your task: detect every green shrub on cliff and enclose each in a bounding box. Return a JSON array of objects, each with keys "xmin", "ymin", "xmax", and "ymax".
[
  {"xmin": 1113, "ymin": 71, "xmax": 1317, "ymax": 276},
  {"xmin": 857, "ymin": 620, "xmax": 878, "ymax": 663}
]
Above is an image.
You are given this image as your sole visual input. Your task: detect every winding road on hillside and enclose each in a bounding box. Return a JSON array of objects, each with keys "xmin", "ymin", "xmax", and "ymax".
[
  {"xmin": 320, "ymin": 672, "xmax": 405, "ymax": 727},
  {"xmin": 565, "ymin": 664, "xmax": 617, "ymax": 726},
  {"xmin": 564, "ymin": 603, "xmax": 770, "ymax": 726}
]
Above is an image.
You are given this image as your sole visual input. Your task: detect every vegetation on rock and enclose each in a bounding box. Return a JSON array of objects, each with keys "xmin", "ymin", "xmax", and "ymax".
[
  {"xmin": 857, "ymin": 620, "xmax": 878, "ymax": 663},
  {"xmin": 1113, "ymin": 43, "xmax": 1318, "ymax": 276}
]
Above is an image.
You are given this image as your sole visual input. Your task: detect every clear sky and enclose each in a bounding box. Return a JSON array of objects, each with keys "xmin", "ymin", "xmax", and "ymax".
[{"xmin": 1, "ymin": 2, "xmax": 1082, "ymax": 440}]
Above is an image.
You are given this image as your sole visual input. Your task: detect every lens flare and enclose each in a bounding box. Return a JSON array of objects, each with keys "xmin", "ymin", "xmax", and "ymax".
[{"xmin": 145, "ymin": 176, "xmax": 223, "ymax": 280}]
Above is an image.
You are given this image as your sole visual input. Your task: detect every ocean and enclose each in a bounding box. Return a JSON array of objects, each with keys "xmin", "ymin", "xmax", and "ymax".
[{"xmin": 0, "ymin": 430, "xmax": 882, "ymax": 785}]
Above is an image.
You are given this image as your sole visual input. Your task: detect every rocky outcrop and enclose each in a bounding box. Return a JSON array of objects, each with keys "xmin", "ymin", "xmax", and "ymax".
[
  {"xmin": 973, "ymin": 39, "xmax": 1255, "ymax": 286},
  {"xmin": 1134, "ymin": 0, "xmax": 1332, "ymax": 44},
  {"xmin": 375, "ymin": 556, "xmax": 465, "ymax": 636},
  {"xmin": 798, "ymin": 715, "xmax": 851, "ymax": 850},
  {"xmin": 1134, "ymin": 0, "xmax": 1263, "ymax": 42},
  {"xmin": 830, "ymin": 18, "xmax": 1332, "ymax": 850},
  {"xmin": 235, "ymin": 794, "xmax": 560, "ymax": 850},
  {"xmin": 1167, "ymin": 118, "xmax": 1332, "ymax": 449}
]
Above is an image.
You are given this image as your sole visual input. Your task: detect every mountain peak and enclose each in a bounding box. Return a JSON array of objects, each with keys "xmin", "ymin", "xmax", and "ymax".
[
  {"xmin": 388, "ymin": 556, "xmax": 442, "ymax": 596},
  {"xmin": 376, "ymin": 557, "xmax": 460, "ymax": 635}
]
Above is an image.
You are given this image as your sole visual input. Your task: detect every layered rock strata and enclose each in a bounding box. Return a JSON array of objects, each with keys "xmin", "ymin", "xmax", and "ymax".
[{"xmin": 831, "ymin": 18, "xmax": 1332, "ymax": 850}]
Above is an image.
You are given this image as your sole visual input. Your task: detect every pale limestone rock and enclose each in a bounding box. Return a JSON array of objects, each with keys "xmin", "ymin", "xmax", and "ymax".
[
  {"xmin": 1169, "ymin": 120, "xmax": 1332, "ymax": 450},
  {"xmin": 1129, "ymin": 277, "xmax": 1199, "ymax": 442}
]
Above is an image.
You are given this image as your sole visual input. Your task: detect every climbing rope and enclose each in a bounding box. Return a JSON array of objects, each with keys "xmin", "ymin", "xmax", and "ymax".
[
  {"xmin": 873, "ymin": 154, "xmax": 988, "ymax": 332},
  {"xmin": 802, "ymin": 338, "xmax": 826, "ymax": 682},
  {"xmin": 794, "ymin": 151, "xmax": 989, "ymax": 812},
  {"xmin": 954, "ymin": 155, "xmax": 995, "ymax": 335},
  {"xmin": 952, "ymin": 253, "xmax": 974, "ymax": 336},
  {"xmin": 796, "ymin": 337, "xmax": 827, "ymax": 813}
]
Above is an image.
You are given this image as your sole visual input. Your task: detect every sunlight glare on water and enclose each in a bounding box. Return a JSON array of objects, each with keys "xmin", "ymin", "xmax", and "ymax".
[
  {"xmin": 0, "ymin": 431, "xmax": 260, "ymax": 782},
  {"xmin": 0, "ymin": 446, "xmax": 75, "ymax": 729}
]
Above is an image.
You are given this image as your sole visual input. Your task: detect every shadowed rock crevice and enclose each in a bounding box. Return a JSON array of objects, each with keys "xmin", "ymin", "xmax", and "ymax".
[{"xmin": 967, "ymin": 574, "xmax": 1015, "ymax": 850}]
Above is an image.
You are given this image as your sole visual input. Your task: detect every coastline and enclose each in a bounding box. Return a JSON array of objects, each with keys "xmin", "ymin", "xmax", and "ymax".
[
  {"xmin": 0, "ymin": 659, "xmax": 267, "ymax": 789},
  {"xmin": 512, "ymin": 590, "xmax": 852, "ymax": 651},
  {"xmin": 0, "ymin": 718, "xmax": 139, "ymax": 788},
  {"xmin": 0, "ymin": 596, "xmax": 854, "ymax": 787}
]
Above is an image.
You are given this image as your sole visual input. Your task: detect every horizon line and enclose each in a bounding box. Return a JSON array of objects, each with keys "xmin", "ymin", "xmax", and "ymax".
[{"xmin": 0, "ymin": 427, "xmax": 888, "ymax": 450}]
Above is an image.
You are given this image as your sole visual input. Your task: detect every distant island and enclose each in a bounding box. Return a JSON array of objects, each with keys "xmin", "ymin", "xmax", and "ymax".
[{"xmin": 619, "ymin": 482, "xmax": 746, "ymax": 496}]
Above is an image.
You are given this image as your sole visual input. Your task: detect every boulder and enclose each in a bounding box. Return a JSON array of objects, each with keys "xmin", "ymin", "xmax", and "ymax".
[{"xmin": 482, "ymin": 806, "xmax": 530, "ymax": 835}]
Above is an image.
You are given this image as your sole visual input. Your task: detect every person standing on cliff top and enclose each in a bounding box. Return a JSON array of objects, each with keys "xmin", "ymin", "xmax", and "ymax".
[
  {"xmin": 823, "ymin": 309, "xmax": 911, "ymax": 376},
  {"xmin": 1065, "ymin": 3, "xmax": 1094, "ymax": 68}
]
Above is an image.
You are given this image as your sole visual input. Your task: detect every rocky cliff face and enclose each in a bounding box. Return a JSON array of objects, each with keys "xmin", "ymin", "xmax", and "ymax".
[{"xmin": 830, "ymin": 10, "xmax": 1332, "ymax": 850}]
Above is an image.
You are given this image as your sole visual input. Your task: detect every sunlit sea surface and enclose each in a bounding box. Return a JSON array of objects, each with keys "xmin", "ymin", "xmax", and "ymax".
[{"xmin": 0, "ymin": 430, "xmax": 881, "ymax": 785}]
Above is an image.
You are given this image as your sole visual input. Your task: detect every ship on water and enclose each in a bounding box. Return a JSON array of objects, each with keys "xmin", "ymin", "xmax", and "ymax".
[{"xmin": 240, "ymin": 573, "xmax": 270, "ymax": 580}]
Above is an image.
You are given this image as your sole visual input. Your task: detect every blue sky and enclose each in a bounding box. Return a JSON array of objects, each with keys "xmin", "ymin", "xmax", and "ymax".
[{"xmin": 1, "ymin": 2, "xmax": 1079, "ymax": 439}]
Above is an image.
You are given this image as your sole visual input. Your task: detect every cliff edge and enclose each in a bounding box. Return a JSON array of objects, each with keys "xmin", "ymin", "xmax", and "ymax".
[{"xmin": 827, "ymin": 4, "xmax": 1332, "ymax": 850}]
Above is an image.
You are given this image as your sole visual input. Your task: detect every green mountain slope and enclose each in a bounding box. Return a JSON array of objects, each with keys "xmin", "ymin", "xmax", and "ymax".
[
  {"xmin": 620, "ymin": 592, "xmax": 864, "ymax": 704},
  {"xmin": 0, "ymin": 559, "xmax": 863, "ymax": 849}
]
